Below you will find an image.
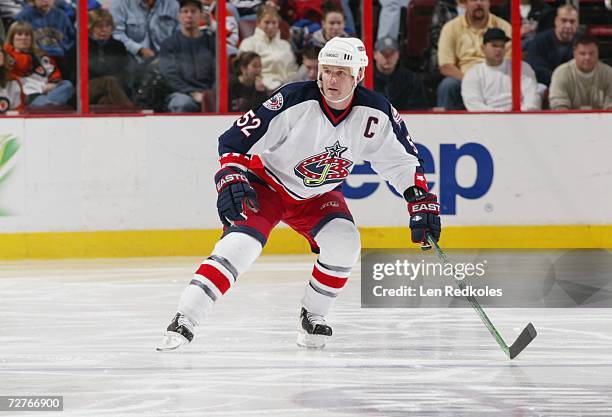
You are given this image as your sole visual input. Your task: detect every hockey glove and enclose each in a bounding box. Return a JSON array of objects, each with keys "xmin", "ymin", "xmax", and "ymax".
[
  {"xmin": 404, "ymin": 186, "xmax": 441, "ymax": 249},
  {"xmin": 214, "ymin": 166, "xmax": 259, "ymax": 227}
]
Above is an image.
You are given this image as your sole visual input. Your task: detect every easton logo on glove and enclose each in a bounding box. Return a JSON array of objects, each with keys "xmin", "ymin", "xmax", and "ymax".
[
  {"xmin": 216, "ymin": 173, "xmax": 249, "ymax": 192},
  {"xmin": 404, "ymin": 186, "xmax": 442, "ymax": 246},
  {"xmin": 214, "ymin": 166, "xmax": 259, "ymax": 227},
  {"xmin": 410, "ymin": 202, "xmax": 440, "ymax": 213}
]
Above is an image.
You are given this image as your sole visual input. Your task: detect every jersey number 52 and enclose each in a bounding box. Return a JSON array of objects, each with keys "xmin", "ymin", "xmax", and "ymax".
[{"xmin": 236, "ymin": 110, "xmax": 262, "ymax": 138}]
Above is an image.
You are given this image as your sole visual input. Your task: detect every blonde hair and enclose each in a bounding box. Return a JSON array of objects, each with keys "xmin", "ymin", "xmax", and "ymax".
[
  {"xmin": 256, "ymin": 4, "xmax": 279, "ymax": 23},
  {"xmin": 5, "ymin": 21, "xmax": 40, "ymax": 55},
  {"xmin": 88, "ymin": 8, "xmax": 115, "ymax": 34}
]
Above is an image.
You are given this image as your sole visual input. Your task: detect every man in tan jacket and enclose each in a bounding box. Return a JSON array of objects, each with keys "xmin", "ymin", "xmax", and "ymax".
[
  {"xmin": 436, "ymin": 0, "xmax": 512, "ymax": 109},
  {"xmin": 549, "ymin": 35, "xmax": 612, "ymax": 110}
]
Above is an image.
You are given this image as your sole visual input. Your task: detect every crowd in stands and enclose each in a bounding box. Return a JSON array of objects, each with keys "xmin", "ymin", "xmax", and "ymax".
[{"xmin": 0, "ymin": 0, "xmax": 610, "ymax": 114}]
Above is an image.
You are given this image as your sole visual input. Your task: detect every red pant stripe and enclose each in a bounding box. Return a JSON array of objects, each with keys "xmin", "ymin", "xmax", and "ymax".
[
  {"xmin": 196, "ymin": 264, "xmax": 231, "ymax": 294},
  {"xmin": 312, "ymin": 266, "xmax": 348, "ymax": 289}
]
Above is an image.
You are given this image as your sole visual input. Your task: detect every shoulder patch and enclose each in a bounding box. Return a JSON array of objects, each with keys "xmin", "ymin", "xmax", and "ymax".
[{"xmin": 263, "ymin": 92, "xmax": 284, "ymax": 111}]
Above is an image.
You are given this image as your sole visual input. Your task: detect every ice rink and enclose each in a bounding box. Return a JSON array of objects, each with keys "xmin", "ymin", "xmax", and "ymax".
[{"xmin": 1, "ymin": 255, "xmax": 612, "ymax": 416}]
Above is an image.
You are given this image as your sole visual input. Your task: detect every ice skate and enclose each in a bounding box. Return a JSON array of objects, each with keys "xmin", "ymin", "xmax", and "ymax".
[
  {"xmin": 297, "ymin": 307, "xmax": 332, "ymax": 349},
  {"xmin": 156, "ymin": 313, "xmax": 195, "ymax": 352}
]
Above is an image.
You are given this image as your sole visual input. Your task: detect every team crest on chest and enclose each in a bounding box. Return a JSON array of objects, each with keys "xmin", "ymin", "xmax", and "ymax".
[{"xmin": 294, "ymin": 141, "xmax": 353, "ymax": 187}]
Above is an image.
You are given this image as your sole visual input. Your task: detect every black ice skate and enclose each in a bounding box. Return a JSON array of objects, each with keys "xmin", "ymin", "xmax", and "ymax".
[
  {"xmin": 297, "ymin": 307, "xmax": 332, "ymax": 349},
  {"xmin": 156, "ymin": 313, "xmax": 195, "ymax": 352}
]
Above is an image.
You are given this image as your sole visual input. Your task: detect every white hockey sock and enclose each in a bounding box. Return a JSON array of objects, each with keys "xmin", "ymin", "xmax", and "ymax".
[
  {"xmin": 177, "ymin": 232, "xmax": 262, "ymax": 325},
  {"xmin": 302, "ymin": 259, "xmax": 351, "ymax": 316},
  {"xmin": 302, "ymin": 219, "xmax": 360, "ymax": 316}
]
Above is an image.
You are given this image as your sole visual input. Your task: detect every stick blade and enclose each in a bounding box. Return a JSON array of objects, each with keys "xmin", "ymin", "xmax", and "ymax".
[{"xmin": 508, "ymin": 323, "xmax": 537, "ymax": 359}]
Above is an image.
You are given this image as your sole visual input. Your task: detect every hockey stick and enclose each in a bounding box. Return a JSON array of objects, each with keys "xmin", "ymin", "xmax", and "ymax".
[{"xmin": 425, "ymin": 235, "xmax": 537, "ymax": 359}]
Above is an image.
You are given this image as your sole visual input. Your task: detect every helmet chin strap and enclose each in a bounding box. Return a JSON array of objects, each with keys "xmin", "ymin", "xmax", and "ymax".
[{"xmin": 317, "ymin": 72, "xmax": 363, "ymax": 105}]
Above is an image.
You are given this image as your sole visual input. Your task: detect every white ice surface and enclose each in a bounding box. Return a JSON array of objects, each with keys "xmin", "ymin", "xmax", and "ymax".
[{"xmin": 1, "ymin": 255, "xmax": 611, "ymax": 416}]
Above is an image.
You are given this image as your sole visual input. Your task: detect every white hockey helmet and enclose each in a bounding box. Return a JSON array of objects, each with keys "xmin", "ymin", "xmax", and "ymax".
[{"xmin": 317, "ymin": 37, "xmax": 369, "ymax": 80}]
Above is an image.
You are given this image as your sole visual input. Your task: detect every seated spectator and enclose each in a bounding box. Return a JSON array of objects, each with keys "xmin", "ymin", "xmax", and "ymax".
[
  {"xmin": 549, "ymin": 35, "xmax": 612, "ymax": 110},
  {"xmin": 239, "ymin": 5, "xmax": 297, "ymax": 91},
  {"xmin": 374, "ymin": 37, "xmax": 428, "ymax": 110},
  {"xmin": 110, "ymin": 0, "xmax": 179, "ymax": 62},
  {"xmin": 0, "ymin": 49, "xmax": 24, "ymax": 113},
  {"xmin": 201, "ymin": 0, "xmax": 240, "ymax": 56},
  {"xmin": 377, "ymin": 0, "xmax": 406, "ymax": 45},
  {"xmin": 160, "ymin": 0, "xmax": 215, "ymax": 112},
  {"xmin": 3, "ymin": 21, "xmax": 74, "ymax": 107},
  {"xmin": 88, "ymin": 9, "xmax": 134, "ymax": 106},
  {"xmin": 14, "ymin": 0, "xmax": 75, "ymax": 75},
  {"xmin": 230, "ymin": 0, "xmax": 263, "ymax": 19},
  {"xmin": 287, "ymin": 43, "xmax": 319, "ymax": 82},
  {"xmin": 437, "ymin": 0, "xmax": 511, "ymax": 110},
  {"xmin": 426, "ymin": 0, "xmax": 464, "ymax": 75},
  {"xmin": 306, "ymin": 1, "xmax": 347, "ymax": 48},
  {"xmin": 229, "ymin": 51, "xmax": 268, "ymax": 111},
  {"xmin": 526, "ymin": 4, "xmax": 578, "ymax": 88},
  {"xmin": 462, "ymin": 28, "xmax": 540, "ymax": 111},
  {"xmin": 499, "ymin": 0, "xmax": 553, "ymax": 48}
]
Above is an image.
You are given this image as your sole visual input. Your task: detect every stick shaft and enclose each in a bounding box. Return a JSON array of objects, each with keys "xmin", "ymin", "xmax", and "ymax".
[{"xmin": 426, "ymin": 235, "xmax": 511, "ymax": 357}]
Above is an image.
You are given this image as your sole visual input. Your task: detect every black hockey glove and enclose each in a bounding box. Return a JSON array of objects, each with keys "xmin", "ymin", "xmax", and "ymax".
[
  {"xmin": 404, "ymin": 186, "xmax": 441, "ymax": 249},
  {"xmin": 214, "ymin": 166, "xmax": 259, "ymax": 227}
]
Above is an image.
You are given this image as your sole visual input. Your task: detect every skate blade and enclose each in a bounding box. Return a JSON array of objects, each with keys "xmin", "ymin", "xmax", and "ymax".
[
  {"xmin": 296, "ymin": 331, "xmax": 328, "ymax": 349},
  {"xmin": 156, "ymin": 331, "xmax": 190, "ymax": 352}
]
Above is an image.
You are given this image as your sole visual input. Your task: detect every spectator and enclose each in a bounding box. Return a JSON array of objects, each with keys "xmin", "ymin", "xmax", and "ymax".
[
  {"xmin": 377, "ymin": 0, "xmax": 407, "ymax": 44},
  {"xmin": 462, "ymin": 28, "xmax": 540, "ymax": 111},
  {"xmin": 526, "ymin": 4, "xmax": 578, "ymax": 87},
  {"xmin": 499, "ymin": 0, "xmax": 553, "ymax": 47},
  {"xmin": 306, "ymin": 1, "xmax": 347, "ymax": 48},
  {"xmin": 229, "ymin": 51, "xmax": 268, "ymax": 111},
  {"xmin": 426, "ymin": 0, "xmax": 464, "ymax": 75},
  {"xmin": 437, "ymin": 0, "xmax": 511, "ymax": 110},
  {"xmin": 88, "ymin": 9, "xmax": 134, "ymax": 106},
  {"xmin": 549, "ymin": 35, "xmax": 612, "ymax": 110},
  {"xmin": 3, "ymin": 21, "xmax": 74, "ymax": 107},
  {"xmin": 14, "ymin": 0, "xmax": 75, "ymax": 59},
  {"xmin": 230, "ymin": 0, "xmax": 263, "ymax": 19},
  {"xmin": 201, "ymin": 0, "xmax": 240, "ymax": 56},
  {"xmin": 374, "ymin": 36, "xmax": 428, "ymax": 110},
  {"xmin": 288, "ymin": 44, "xmax": 319, "ymax": 82},
  {"xmin": 160, "ymin": 0, "xmax": 215, "ymax": 112},
  {"xmin": 0, "ymin": 49, "xmax": 24, "ymax": 113},
  {"xmin": 110, "ymin": 0, "xmax": 179, "ymax": 62},
  {"xmin": 239, "ymin": 5, "xmax": 297, "ymax": 91}
]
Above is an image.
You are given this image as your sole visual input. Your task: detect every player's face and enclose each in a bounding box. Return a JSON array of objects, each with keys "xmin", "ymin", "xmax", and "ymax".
[
  {"xmin": 573, "ymin": 42, "xmax": 598, "ymax": 73},
  {"xmin": 321, "ymin": 65, "xmax": 354, "ymax": 103}
]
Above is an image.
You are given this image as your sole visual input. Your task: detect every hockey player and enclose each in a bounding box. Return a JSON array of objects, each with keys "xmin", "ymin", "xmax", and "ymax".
[{"xmin": 157, "ymin": 37, "xmax": 441, "ymax": 351}]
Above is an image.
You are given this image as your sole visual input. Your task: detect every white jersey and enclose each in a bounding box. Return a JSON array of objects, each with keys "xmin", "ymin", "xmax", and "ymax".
[{"xmin": 219, "ymin": 81, "xmax": 427, "ymax": 202}]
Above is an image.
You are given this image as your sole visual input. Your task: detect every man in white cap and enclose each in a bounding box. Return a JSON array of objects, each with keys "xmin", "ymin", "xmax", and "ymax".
[{"xmin": 157, "ymin": 37, "xmax": 441, "ymax": 351}]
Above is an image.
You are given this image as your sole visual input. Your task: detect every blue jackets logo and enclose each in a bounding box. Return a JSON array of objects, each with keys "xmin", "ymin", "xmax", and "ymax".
[
  {"xmin": 343, "ymin": 142, "xmax": 494, "ymax": 215},
  {"xmin": 295, "ymin": 141, "xmax": 353, "ymax": 187}
]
